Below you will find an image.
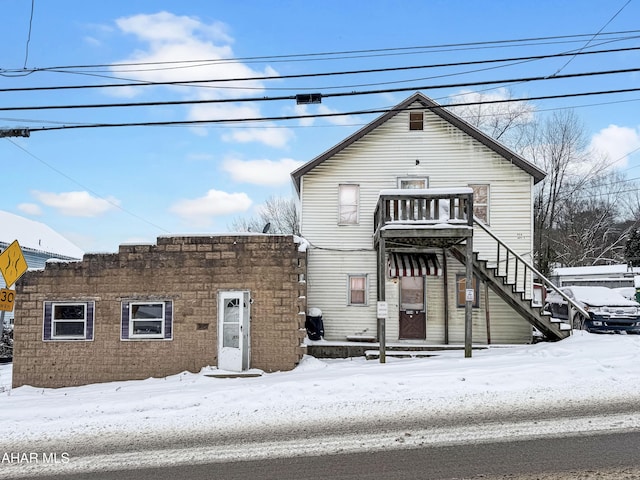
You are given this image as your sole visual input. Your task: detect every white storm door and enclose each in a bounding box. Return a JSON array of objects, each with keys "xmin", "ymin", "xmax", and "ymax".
[{"xmin": 218, "ymin": 291, "xmax": 250, "ymax": 372}]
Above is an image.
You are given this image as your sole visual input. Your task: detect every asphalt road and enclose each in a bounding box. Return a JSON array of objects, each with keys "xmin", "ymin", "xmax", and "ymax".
[{"xmin": 6, "ymin": 430, "xmax": 640, "ymax": 480}]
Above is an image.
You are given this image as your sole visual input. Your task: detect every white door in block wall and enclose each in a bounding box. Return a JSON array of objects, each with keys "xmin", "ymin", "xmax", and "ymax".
[{"xmin": 218, "ymin": 291, "xmax": 250, "ymax": 372}]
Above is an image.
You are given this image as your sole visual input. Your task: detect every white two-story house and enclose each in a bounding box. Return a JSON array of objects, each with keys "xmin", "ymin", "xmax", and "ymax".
[{"xmin": 292, "ymin": 92, "xmax": 571, "ymax": 346}]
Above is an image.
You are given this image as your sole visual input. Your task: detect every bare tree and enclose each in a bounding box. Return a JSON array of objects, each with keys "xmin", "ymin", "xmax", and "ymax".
[
  {"xmin": 451, "ymin": 90, "xmax": 639, "ymax": 273},
  {"xmin": 525, "ymin": 110, "xmax": 610, "ymax": 274},
  {"xmin": 229, "ymin": 196, "xmax": 300, "ymax": 234},
  {"xmin": 448, "ymin": 88, "xmax": 535, "ymax": 149}
]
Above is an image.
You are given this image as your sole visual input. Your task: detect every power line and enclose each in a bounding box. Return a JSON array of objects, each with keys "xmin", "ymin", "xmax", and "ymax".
[
  {"xmin": 2, "ymin": 45, "xmax": 639, "ymax": 94},
  {"xmin": 25, "ymin": 86, "xmax": 640, "ymax": 133},
  {"xmin": 5, "ymin": 138, "xmax": 172, "ymax": 234},
  {"xmin": 2, "ymin": 66, "xmax": 639, "ymax": 113},
  {"xmin": 551, "ymin": 0, "xmax": 632, "ymax": 77},
  {"xmin": 23, "ymin": 0, "xmax": 35, "ymax": 69},
  {"xmin": 3, "ymin": 29, "xmax": 639, "ymax": 74}
]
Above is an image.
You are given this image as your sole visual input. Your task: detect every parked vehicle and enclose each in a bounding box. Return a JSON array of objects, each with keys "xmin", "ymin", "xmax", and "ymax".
[
  {"xmin": 544, "ymin": 286, "xmax": 640, "ymax": 334},
  {"xmin": 613, "ymin": 287, "xmax": 637, "ymax": 302}
]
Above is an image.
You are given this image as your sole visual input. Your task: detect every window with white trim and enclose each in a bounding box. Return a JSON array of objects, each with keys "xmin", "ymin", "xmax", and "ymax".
[
  {"xmin": 338, "ymin": 184, "xmax": 359, "ymax": 225},
  {"xmin": 43, "ymin": 301, "xmax": 94, "ymax": 341},
  {"xmin": 121, "ymin": 300, "xmax": 173, "ymax": 340},
  {"xmin": 348, "ymin": 274, "xmax": 367, "ymax": 306},
  {"xmin": 469, "ymin": 184, "xmax": 489, "ymax": 224},
  {"xmin": 398, "ymin": 178, "xmax": 428, "ymax": 189}
]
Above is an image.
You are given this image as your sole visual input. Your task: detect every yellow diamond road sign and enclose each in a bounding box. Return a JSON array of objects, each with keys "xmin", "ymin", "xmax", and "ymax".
[
  {"xmin": 0, "ymin": 240, "xmax": 28, "ymax": 287},
  {"xmin": 0, "ymin": 288, "xmax": 15, "ymax": 312}
]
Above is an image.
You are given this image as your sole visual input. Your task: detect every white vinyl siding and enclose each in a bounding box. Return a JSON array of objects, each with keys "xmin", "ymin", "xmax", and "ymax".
[{"xmin": 301, "ymin": 101, "xmax": 535, "ymax": 343}]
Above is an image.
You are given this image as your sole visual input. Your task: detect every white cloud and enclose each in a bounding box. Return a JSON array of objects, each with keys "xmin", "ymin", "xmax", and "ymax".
[
  {"xmin": 169, "ymin": 189, "xmax": 252, "ymax": 227},
  {"xmin": 294, "ymin": 104, "xmax": 314, "ymax": 127},
  {"xmin": 222, "ymin": 158, "xmax": 304, "ymax": 186},
  {"xmin": 17, "ymin": 203, "xmax": 42, "ymax": 216},
  {"xmin": 188, "ymin": 103, "xmax": 261, "ymax": 122},
  {"xmin": 590, "ymin": 124, "xmax": 640, "ymax": 169},
  {"xmin": 317, "ymin": 105, "xmax": 357, "ymax": 125},
  {"xmin": 32, "ymin": 191, "xmax": 120, "ymax": 217},
  {"xmin": 109, "ymin": 12, "xmax": 299, "ymax": 147},
  {"xmin": 221, "ymin": 125, "xmax": 294, "ymax": 148},
  {"xmin": 109, "ymin": 12, "xmax": 295, "ymax": 147},
  {"xmin": 116, "ymin": 11, "xmax": 232, "ymax": 45}
]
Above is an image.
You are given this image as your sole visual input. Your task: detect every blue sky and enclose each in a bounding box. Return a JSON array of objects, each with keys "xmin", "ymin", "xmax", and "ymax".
[{"xmin": 1, "ymin": 0, "xmax": 639, "ymax": 253}]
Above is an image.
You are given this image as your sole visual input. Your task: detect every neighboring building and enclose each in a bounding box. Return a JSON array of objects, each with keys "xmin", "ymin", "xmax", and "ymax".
[
  {"xmin": 1, "ymin": 211, "xmax": 83, "ymax": 326},
  {"xmin": 550, "ymin": 264, "xmax": 640, "ymax": 289},
  {"xmin": 13, "ymin": 235, "xmax": 307, "ymax": 388},
  {"xmin": 292, "ymin": 92, "xmax": 570, "ymax": 346}
]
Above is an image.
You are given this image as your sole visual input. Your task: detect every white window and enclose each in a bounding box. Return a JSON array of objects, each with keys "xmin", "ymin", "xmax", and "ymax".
[
  {"xmin": 348, "ymin": 275, "xmax": 367, "ymax": 305},
  {"xmin": 44, "ymin": 301, "xmax": 94, "ymax": 341},
  {"xmin": 398, "ymin": 178, "xmax": 428, "ymax": 189},
  {"xmin": 469, "ymin": 184, "xmax": 489, "ymax": 224},
  {"xmin": 339, "ymin": 184, "xmax": 359, "ymax": 225},
  {"xmin": 121, "ymin": 300, "xmax": 173, "ymax": 340}
]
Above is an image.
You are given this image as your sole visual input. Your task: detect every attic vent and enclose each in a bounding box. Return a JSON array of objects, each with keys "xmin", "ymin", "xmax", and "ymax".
[{"xmin": 409, "ymin": 112, "xmax": 424, "ymax": 130}]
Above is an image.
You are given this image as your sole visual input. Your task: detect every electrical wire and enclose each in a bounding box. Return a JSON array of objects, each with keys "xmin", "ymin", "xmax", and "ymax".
[
  {"xmin": 23, "ymin": 86, "xmax": 640, "ymax": 133},
  {"xmin": 5, "ymin": 138, "xmax": 172, "ymax": 234},
  {"xmin": 2, "ymin": 29, "xmax": 639, "ymax": 74},
  {"xmin": 550, "ymin": 0, "xmax": 632, "ymax": 77},
  {"xmin": 2, "ymin": 66, "xmax": 639, "ymax": 113},
  {"xmin": 2, "ymin": 44, "xmax": 639, "ymax": 94},
  {"xmin": 23, "ymin": 0, "xmax": 35, "ymax": 69}
]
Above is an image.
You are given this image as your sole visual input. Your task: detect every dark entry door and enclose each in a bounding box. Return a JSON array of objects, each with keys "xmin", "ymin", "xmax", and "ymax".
[{"xmin": 399, "ymin": 276, "xmax": 426, "ymax": 339}]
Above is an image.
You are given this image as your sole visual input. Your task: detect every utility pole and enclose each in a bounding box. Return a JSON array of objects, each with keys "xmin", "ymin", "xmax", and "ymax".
[{"xmin": 0, "ymin": 128, "xmax": 30, "ymax": 138}]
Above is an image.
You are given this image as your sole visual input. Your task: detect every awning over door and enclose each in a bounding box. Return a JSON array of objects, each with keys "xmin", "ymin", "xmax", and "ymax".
[{"xmin": 388, "ymin": 253, "xmax": 441, "ymax": 277}]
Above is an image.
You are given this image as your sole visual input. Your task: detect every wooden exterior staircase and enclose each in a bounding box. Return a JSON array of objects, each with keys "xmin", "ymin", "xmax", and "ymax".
[{"xmin": 449, "ymin": 219, "xmax": 589, "ymax": 341}]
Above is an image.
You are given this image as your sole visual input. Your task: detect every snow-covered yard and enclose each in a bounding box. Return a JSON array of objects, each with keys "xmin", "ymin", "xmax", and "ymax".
[{"xmin": 1, "ymin": 332, "xmax": 640, "ymax": 475}]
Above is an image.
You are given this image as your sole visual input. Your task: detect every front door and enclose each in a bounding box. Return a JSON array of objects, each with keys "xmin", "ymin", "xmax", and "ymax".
[
  {"xmin": 218, "ymin": 291, "xmax": 250, "ymax": 372},
  {"xmin": 399, "ymin": 276, "xmax": 426, "ymax": 339}
]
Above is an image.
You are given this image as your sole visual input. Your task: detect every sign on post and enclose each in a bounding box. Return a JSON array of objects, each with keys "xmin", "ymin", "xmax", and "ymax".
[
  {"xmin": 0, "ymin": 240, "xmax": 28, "ymax": 287},
  {"xmin": 0, "ymin": 288, "xmax": 15, "ymax": 312},
  {"xmin": 466, "ymin": 288, "xmax": 475, "ymax": 302},
  {"xmin": 376, "ymin": 301, "xmax": 388, "ymax": 319}
]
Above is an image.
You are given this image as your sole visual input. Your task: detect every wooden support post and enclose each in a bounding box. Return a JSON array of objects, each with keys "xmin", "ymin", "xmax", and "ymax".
[
  {"xmin": 465, "ymin": 236, "xmax": 473, "ymax": 358},
  {"xmin": 377, "ymin": 238, "xmax": 386, "ymax": 363},
  {"xmin": 484, "ymin": 281, "xmax": 491, "ymax": 345},
  {"xmin": 442, "ymin": 248, "xmax": 449, "ymax": 345}
]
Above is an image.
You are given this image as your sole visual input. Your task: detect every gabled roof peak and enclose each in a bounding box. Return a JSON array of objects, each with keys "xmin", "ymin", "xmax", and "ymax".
[{"xmin": 291, "ymin": 92, "xmax": 546, "ymax": 193}]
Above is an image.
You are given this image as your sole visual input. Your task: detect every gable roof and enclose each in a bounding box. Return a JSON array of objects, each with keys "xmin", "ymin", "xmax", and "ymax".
[{"xmin": 291, "ymin": 92, "xmax": 546, "ymax": 193}]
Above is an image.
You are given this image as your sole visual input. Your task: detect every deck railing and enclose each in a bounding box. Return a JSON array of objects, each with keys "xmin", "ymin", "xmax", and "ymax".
[
  {"xmin": 374, "ymin": 189, "xmax": 474, "ymax": 234},
  {"xmin": 473, "ymin": 217, "xmax": 590, "ymax": 328}
]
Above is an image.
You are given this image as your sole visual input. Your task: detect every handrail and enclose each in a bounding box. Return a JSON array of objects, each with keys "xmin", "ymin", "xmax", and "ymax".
[{"xmin": 473, "ymin": 217, "xmax": 590, "ymax": 327}]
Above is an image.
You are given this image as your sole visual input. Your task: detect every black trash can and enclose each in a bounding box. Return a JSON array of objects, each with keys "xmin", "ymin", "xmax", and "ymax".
[{"xmin": 305, "ymin": 307, "xmax": 324, "ymax": 341}]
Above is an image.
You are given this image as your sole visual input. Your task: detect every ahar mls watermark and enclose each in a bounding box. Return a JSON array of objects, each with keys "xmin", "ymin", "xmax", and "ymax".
[{"xmin": 1, "ymin": 452, "xmax": 70, "ymax": 465}]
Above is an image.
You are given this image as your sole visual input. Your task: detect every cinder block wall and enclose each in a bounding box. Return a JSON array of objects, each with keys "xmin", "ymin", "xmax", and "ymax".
[{"xmin": 12, "ymin": 235, "xmax": 307, "ymax": 388}]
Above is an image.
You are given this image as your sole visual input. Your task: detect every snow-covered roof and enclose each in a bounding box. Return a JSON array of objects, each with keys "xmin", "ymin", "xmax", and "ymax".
[
  {"xmin": 378, "ymin": 187, "xmax": 474, "ymax": 196},
  {"xmin": 552, "ymin": 264, "xmax": 638, "ymax": 277},
  {"xmin": 0, "ymin": 211, "xmax": 83, "ymax": 260}
]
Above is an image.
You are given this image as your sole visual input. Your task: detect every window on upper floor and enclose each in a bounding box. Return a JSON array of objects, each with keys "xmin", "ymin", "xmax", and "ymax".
[
  {"xmin": 409, "ymin": 112, "xmax": 424, "ymax": 130},
  {"xmin": 469, "ymin": 184, "xmax": 489, "ymax": 224},
  {"xmin": 398, "ymin": 178, "xmax": 428, "ymax": 189},
  {"xmin": 44, "ymin": 301, "xmax": 94, "ymax": 341},
  {"xmin": 121, "ymin": 300, "xmax": 173, "ymax": 340},
  {"xmin": 348, "ymin": 274, "xmax": 367, "ymax": 306},
  {"xmin": 338, "ymin": 184, "xmax": 359, "ymax": 225}
]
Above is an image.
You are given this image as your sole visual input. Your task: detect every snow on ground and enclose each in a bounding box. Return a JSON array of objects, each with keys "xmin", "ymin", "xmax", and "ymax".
[{"xmin": 1, "ymin": 332, "xmax": 640, "ymax": 475}]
